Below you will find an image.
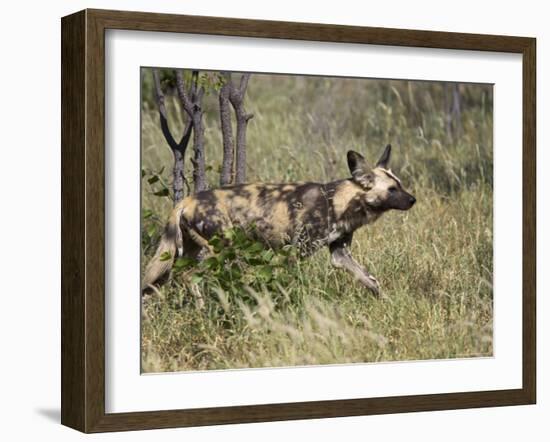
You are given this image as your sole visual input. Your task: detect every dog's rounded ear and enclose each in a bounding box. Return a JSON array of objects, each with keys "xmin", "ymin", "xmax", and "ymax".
[
  {"xmin": 347, "ymin": 151, "xmax": 373, "ymax": 188},
  {"xmin": 376, "ymin": 144, "xmax": 392, "ymax": 169}
]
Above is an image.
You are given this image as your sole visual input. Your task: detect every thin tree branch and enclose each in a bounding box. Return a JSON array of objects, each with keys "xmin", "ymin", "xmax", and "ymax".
[
  {"xmin": 175, "ymin": 70, "xmax": 193, "ymax": 115},
  {"xmin": 152, "ymin": 68, "xmax": 179, "ymax": 152},
  {"xmin": 219, "ymin": 72, "xmax": 235, "ymax": 186},
  {"xmin": 191, "ymin": 70, "xmax": 205, "ymax": 103},
  {"xmin": 238, "ymin": 73, "xmax": 251, "ymax": 95},
  {"xmin": 151, "ymin": 68, "xmax": 193, "ymax": 204},
  {"xmin": 176, "ymin": 69, "xmax": 207, "ymax": 193},
  {"xmin": 191, "ymin": 70, "xmax": 198, "ymax": 97},
  {"xmin": 229, "ymin": 73, "xmax": 253, "ymax": 184}
]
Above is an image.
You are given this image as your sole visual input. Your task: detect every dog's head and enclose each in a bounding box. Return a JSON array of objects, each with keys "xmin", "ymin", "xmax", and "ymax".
[{"xmin": 347, "ymin": 145, "xmax": 416, "ymax": 211}]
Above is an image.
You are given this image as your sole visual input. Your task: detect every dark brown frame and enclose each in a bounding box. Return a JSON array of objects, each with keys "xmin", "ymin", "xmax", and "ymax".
[{"xmin": 61, "ymin": 8, "xmax": 536, "ymax": 433}]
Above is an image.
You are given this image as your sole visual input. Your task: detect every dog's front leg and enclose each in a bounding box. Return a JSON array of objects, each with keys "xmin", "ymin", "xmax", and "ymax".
[{"xmin": 329, "ymin": 234, "xmax": 380, "ymax": 296}]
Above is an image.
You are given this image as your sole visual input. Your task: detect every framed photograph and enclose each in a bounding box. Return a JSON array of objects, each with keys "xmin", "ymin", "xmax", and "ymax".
[{"xmin": 61, "ymin": 9, "xmax": 536, "ymax": 433}]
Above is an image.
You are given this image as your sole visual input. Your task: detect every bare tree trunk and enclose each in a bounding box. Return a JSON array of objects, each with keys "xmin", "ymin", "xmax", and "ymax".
[
  {"xmin": 175, "ymin": 70, "xmax": 207, "ymax": 193},
  {"xmin": 229, "ymin": 74, "xmax": 253, "ymax": 184},
  {"xmin": 219, "ymin": 73, "xmax": 234, "ymax": 186},
  {"xmin": 191, "ymin": 104, "xmax": 206, "ymax": 193},
  {"xmin": 152, "ymin": 68, "xmax": 192, "ymax": 204}
]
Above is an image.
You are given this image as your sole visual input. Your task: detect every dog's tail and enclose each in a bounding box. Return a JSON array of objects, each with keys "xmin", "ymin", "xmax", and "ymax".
[{"xmin": 142, "ymin": 207, "xmax": 183, "ymax": 293}]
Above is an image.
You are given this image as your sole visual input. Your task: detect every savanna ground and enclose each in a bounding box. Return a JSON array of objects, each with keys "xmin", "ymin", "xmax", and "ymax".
[{"xmin": 141, "ymin": 71, "xmax": 493, "ymax": 372}]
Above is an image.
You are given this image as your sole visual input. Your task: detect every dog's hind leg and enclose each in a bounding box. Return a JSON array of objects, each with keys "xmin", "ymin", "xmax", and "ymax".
[
  {"xmin": 187, "ymin": 227, "xmax": 213, "ymax": 256},
  {"xmin": 179, "ymin": 216, "xmax": 217, "ymax": 262},
  {"xmin": 329, "ymin": 233, "xmax": 380, "ymax": 296}
]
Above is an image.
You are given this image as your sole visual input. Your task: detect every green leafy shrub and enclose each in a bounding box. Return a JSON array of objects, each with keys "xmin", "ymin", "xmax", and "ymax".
[{"xmin": 170, "ymin": 226, "xmax": 300, "ymax": 308}]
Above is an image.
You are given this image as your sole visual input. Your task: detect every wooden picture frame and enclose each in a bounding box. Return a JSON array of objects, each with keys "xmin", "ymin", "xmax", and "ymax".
[{"xmin": 61, "ymin": 8, "xmax": 536, "ymax": 433}]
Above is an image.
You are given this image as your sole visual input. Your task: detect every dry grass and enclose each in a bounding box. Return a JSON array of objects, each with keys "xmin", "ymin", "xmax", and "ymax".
[{"xmin": 140, "ymin": 72, "xmax": 493, "ymax": 372}]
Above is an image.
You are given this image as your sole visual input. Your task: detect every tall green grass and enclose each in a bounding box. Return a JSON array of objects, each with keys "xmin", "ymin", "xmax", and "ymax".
[{"xmin": 141, "ymin": 72, "xmax": 493, "ymax": 372}]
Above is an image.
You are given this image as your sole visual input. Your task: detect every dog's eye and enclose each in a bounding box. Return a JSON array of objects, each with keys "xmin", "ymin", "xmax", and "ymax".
[{"xmin": 388, "ymin": 186, "xmax": 397, "ymax": 193}]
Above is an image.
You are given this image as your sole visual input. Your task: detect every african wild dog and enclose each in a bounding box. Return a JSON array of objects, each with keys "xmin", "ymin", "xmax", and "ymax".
[{"xmin": 142, "ymin": 145, "xmax": 415, "ymax": 295}]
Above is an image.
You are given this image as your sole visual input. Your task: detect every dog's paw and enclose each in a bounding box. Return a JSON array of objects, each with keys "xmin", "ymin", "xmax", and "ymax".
[{"xmin": 359, "ymin": 273, "xmax": 380, "ymax": 296}]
